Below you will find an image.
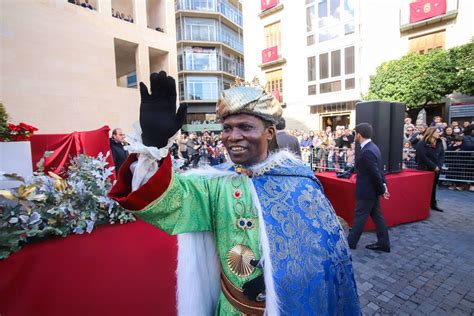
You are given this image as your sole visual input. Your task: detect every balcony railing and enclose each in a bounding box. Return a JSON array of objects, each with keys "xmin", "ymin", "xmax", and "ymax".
[
  {"xmin": 178, "ymin": 54, "xmax": 244, "ymax": 77},
  {"xmin": 178, "ymin": 29, "xmax": 243, "ymax": 53},
  {"xmin": 176, "ymin": 0, "xmax": 243, "ymax": 27}
]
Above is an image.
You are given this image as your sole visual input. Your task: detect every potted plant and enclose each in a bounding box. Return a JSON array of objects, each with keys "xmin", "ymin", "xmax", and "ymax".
[{"xmin": 0, "ymin": 103, "xmax": 38, "ymax": 189}]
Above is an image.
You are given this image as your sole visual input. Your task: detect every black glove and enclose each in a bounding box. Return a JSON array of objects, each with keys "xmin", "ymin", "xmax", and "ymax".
[
  {"xmin": 139, "ymin": 71, "xmax": 187, "ymax": 148},
  {"xmin": 242, "ymin": 274, "xmax": 265, "ymax": 302}
]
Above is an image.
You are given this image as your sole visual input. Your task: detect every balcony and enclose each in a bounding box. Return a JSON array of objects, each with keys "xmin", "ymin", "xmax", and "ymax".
[
  {"xmin": 260, "ymin": 46, "xmax": 286, "ymax": 68},
  {"xmin": 175, "ymin": 0, "xmax": 243, "ymax": 27},
  {"xmin": 178, "ymin": 52, "xmax": 244, "ymax": 77},
  {"xmin": 400, "ymin": 0, "xmax": 458, "ymax": 32}
]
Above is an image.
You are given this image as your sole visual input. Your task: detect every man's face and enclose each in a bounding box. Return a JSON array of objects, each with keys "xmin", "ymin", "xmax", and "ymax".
[
  {"xmin": 344, "ymin": 129, "xmax": 351, "ymax": 135},
  {"xmin": 434, "ymin": 116, "xmax": 441, "ymax": 123},
  {"xmin": 464, "ymin": 121, "xmax": 470, "ymax": 127},
  {"xmin": 354, "ymin": 133, "xmax": 361, "ymax": 144},
  {"xmin": 113, "ymin": 129, "xmax": 125, "ymax": 143},
  {"xmin": 221, "ymin": 114, "xmax": 275, "ymax": 166}
]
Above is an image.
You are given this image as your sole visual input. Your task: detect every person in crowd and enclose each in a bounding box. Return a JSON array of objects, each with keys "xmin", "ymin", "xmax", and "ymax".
[
  {"xmin": 348, "ymin": 123, "xmax": 390, "ymax": 253},
  {"xmin": 340, "ymin": 128, "xmax": 355, "ymax": 148},
  {"xmin": 404, "ymin": 117, "xmax": 412, "ymax": 131},
  {"xmin": 346, "ymin": 143, "xmax": 356, "ymax": 168},
  {"xmin": 442, "ymin": 126, "xmax": 455, "ymax": 149},
  {"xmin": 335, "ymin": 126, "xmax": 345, "ymax": 148},
  {"xmin": 81, "ymin": 0, "xmax": 94, "ymax": 10},
  {"xmin": 327, "ymin": 145, "xmax": 335, "ymax": 170},
  {"xmin": 415, "ymin": 126, "xmax": 445, "ymax": 212},
  {"xmin": 178, "ymin": 133, "xmax": 189, "ymax": 167},
  {"xmin": 410, "ymin": 123, "xmax": 427, "ymax": 147},
  {"xmin": 109, "ymin": 71, "xmax": 360, "ymax": 315},
  {"xmin": 404, "ymin": 124, "xmax": 415, "ymax": 142},
  {"xmin": 109, "ymin": 128, "xmax": 128, "ymax": 172},
  {"xmin": 462, "ymin": 121, "xmax": 471, "ymax": 131},
  {"xmin": 275, "ymin": 117, "xmax": 301, "ymax": 159},
  {"xmin": 460, "ymin": 124, "xmax": 474, "ymax": 192},
  {"xmin": 308, "ymin": 130, "xmax": 315, "ymax": 141},
  {"xmin": 402, "ymin": 141, "xmax": 416, "ymax": 169},
  {"xmin": 186, "ymin": 132, "xmax": 202, "ymax": 168},
  {"xmin": 299, "ymin": 133, "xmax": 312, "ymax": 148},
  {"xmin": 430, "ymin": 116, "xmax": 442, "ymax": 127}
]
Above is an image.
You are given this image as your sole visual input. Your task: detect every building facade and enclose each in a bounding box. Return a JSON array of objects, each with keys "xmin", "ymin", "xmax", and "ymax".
[
  {"xmin": 243, "ymin": 0, "xmax": 473, "ymax": 132},
  {"xmin": 175, "ymin": 0, "xmax": 244, "ymax": 132},
  {"xmin": 1, "ymin": 0, "xmax": 177, "ymax": 134}
]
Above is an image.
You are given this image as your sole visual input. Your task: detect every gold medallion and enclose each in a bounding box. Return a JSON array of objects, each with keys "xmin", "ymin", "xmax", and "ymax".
[{"xmin": 227, "ymin": 244, "xmax": 256, "ymax": 277}]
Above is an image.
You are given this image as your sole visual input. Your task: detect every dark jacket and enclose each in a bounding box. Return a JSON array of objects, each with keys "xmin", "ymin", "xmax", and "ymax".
[
  {"xmin": 277, "ymin": 131, "xmax": 302, "ymax": 158},
  {"xmin": 461, "ymin": 135, "xmax": 474, "ymax": 151},
  {"xmin": 109, "ymin": 138, "xmax": 128, "ymax": 172},
  {"xmin": 355, "ymin": 141, "xmax": 386, "ymax": 200},
  {"xmin": 415, "ymin": 139, "xmax": 445, "ymax": 171}
]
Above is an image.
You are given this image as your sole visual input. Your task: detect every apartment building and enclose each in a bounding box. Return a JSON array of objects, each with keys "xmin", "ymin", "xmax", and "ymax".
[
  {"xmin": 0, "ymin": 0, "xmax": 177, "ymax": 133},
  {"xmin": 243, "ymin": 0, "xmax": 473, "ymax": 131},
  {"xmin": 175, "ymin": 0, "xmax": 244, "ymax": 132}
]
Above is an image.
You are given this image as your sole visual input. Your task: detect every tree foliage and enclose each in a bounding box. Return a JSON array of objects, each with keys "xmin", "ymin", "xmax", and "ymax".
[{"xmin": 365, "ymin": 42, "xmax": 474, "ymax": 110}]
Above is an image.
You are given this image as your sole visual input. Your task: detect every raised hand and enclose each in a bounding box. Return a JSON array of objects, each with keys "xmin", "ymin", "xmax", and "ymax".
[{"xmin": 139, "ymin": 71, "xmax": 187, "ymax": 148}]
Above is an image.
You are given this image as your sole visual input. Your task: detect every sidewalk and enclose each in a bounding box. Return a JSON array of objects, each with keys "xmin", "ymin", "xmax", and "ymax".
[{"xmin": 351, "ymin": 188, "xmax": 474, "ymax": 315}]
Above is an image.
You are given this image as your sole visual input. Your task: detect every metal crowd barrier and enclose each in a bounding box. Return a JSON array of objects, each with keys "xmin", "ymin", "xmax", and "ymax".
[{"xmin": 306, "ymin": 147, "xmax": 474, "ymax": 184}]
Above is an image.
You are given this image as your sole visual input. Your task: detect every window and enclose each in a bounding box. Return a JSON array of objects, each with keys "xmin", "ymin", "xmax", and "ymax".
[
  {"xmin": 183, "ymin": 17, "xmax": 217, "ymax": 42},
  {"xmin": 307, "ymin": 35, "xmax": 315, "ymax": 46},
  {"xmin": 409, "ymin": 30, "xmax": 445, "ymax": 53},
  {"xmin": 221, "ymin": 24, "xmax": 243, "ymax": 52},
  {"xmin": 320, "ymin": 81, "xmax": 341, "ymax": 93},
  {"xmin": 331, "ymin": 50, "xmax": 341, "ymax": 77},
  {"xmin": 319, "ymin": 53, "xmax": 329, "ymax": 79},
  {"xmin": 266, "ymin": 69, "xmax": 283, "ymax": 102},
  {"xmin": 186, "ymin": 76, "xmax": 219, "ymax": 100},
  {"xmin": 307, "ymin": 56, "xmax": 316, "ymax": 81},
  {"xmin": 345, "ymin": 78, "xmax": 355, "ymax": 89},
  {"xmin": 315, "ymin": 46, "xmax": 355, "ymax": 94},
  {"xmin": 114, "ymin": 38, "xmax": 138, "ymax": 89},
  {"xmin": 306, "ymin": 6, "xmax": 315, "ymax": 32},
  {"xmin": 345, "ymin": 46, "xmax": 354, "ymax": 74},
  {"xmin": 147, "ymin": 0, "xmax": 166, "ymax": 32},
  {"xmin": 306, "ymin": 0, "xmax": 355, "ymax": 44},
  {"xmin": 264, "ymin": 22, "xmax": 281, "ymax": 50},
  {"xmin": 308, "ymin": 84, "xmax": 317, "ymax": 95},
  {"xmin": 184, "ymin": 47, "xmax": 218, "ymax": 71}
]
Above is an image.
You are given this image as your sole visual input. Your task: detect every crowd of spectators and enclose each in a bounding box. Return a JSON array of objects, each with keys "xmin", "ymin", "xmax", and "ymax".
[
  {"xmin": 68, "ymin": 0, "xmax": 95, "ymax": 10},
  {"xmin": 112, "ymin": 8, "xmax": 133, "ymax": 23},
  {"xmin": 167, "ymin": 116, "xmax": 473, "ymax": 190}
]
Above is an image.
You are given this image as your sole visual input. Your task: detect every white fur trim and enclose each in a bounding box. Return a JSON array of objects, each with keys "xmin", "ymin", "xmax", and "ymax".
[
  {"xmin": 247, "ymin": 178, "xmax": 280, "ymax": 316},
  {"xmin": 177, "ymin": 233, "xmax": 221, "ymax": 316}
]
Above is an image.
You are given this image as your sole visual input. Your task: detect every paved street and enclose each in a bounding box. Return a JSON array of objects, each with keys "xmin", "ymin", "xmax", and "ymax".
[{"xmin": 351, "ymin": 187, "xmax": 474, "ymax": 315}]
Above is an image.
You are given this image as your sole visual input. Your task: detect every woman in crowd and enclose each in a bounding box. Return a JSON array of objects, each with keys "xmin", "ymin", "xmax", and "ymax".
[
  {"xmin": 416, "ymin": 126, "xmax": 445, "ymax": 212},
  {"xmin": 442, "ymin": 126, "xmax": 455, "ymax": 148}
]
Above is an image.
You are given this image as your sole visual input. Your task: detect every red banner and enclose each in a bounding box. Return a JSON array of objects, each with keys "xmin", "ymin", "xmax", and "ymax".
[
  {"xmin": 30, "ymin": 126, "xmax": 115, "ymax": 178},
  {"xmin": 262, "ymin": 46, "xmax": 279, "ymax": 64},
  {"xmin": 261, "ymin": 0, "xmax": 278, "ymax": 11},
  {"xmin": 272, "ymin": 89, "xmax": 282, "ymax": 102},
  {"xmin": 410, "ymin": 0, "xmax": 446, "ymax": 23}
]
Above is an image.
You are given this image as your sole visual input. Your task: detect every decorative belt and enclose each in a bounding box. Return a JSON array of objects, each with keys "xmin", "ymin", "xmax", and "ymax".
[{"xmin": 220, "ymin": 272, "xmax": 265, "ymax": 316}]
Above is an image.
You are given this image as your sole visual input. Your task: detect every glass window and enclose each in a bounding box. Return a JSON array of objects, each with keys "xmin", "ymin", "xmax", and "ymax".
[
  {"xmin": 184, "ymin": 47, "xmax": 218, "ymax": 71},
  {"xmin": 331, "ymin": 50, "xmax": 341, "ymax": 77},
  {"xmin": 306, "ymin": 5, "xmax": 315, "ymax": 32},
  {"xmin": 320, "ymin": 81, "xmax": 341, "ymax": 93},
  {"xmin": 184, "ymin": 17, "xmax": 217, "ymax": 42},
  {"xmin": 307, "ymin": 56, "xmax": 316, "ymax": 81},
  {"xmin": 308, "ymin": 85, "xmax": 317, "ymax": 95},
  {"xmin": 179, "ymin": 80, "xmax": 185, "ymax": 100},
  {"xmin": 345, "ymin": 78, "xmax": 355, "ymax": 89},
  {"xmin": 307, "ymin": 35, "xmax": 315, "ymax": 46},
  {"xmin": 266, "ymin": 69, "xmax": 283, "ymax": 102},
  {"xmin": 345, "ymin": 46, "xmax": 354, "ymax": 74},
  {"xmin": 330, "ymin": 0, "xmax": 340, "ymax": 20},
  {"xmin": 319, "ymin": 53, "xmax": 329, "ymax": 79},
  {"xmin": 316, "ymin": 0, "xmax": 355, "ymax": 43},
  {"xmin": 186, "ymin": 76, "xmax": 219, "ymax": 100},
  {"xmin": 264, "ymin": 22, "xmax": 281, "ymax": 50},
  {"xmin": 306, "ymin": 0, "xmax": 314, "ymax": 4},
  {"xmin": 221, "ymin": 24, "xmax": 243, "ymax": 52}
]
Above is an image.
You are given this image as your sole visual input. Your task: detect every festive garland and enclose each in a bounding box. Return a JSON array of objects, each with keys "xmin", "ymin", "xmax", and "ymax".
[{"xmin": 0, "ymin": 152, "xmax": 134, "ymax": 260}]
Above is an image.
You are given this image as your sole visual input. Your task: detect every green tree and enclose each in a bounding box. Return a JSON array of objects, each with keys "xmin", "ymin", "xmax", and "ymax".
[
  {"xmin": 365, "ymin": 42, "xmax": 473, "ymax": 110},
  {"xmin": 0, "ymin": 103, "xmax": 8, "ymax": 139}
]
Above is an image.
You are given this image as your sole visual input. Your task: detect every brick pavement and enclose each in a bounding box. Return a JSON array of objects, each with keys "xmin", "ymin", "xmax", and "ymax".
[{"xmin": 350, "ymin": 188, "xmax": 474, "ymax": 315}]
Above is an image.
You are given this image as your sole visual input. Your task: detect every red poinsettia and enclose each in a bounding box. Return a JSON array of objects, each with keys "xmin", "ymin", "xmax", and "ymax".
[{"xmin": 1, "ymin": 121, "xmax": 38, "ymax": 142}]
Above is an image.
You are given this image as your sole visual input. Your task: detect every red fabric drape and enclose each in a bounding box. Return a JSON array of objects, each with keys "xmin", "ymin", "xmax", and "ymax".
[
  {"xmin": 30, "ymin": 126, "xmax": 115, "ymax": 179},
  {"xmin": 317, "ymin": 170, "xmax": 434, "ymax": 230},
  {"xmin": 409, "ymin": 0, "xmax": 446, "ymax": 23},
  {"xmin": 262, "ymin": 46, "xmax": 279, "ymax": 64},
  {"xmin": 0, "ymin": 220, "xmax": 178, "ymax": 316},
  {"xmin": 261, "ymin": 0, "xmax": 278, "ymax": 11}
]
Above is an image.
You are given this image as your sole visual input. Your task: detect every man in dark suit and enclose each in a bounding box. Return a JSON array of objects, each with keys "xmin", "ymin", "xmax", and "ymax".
[
  {"xmin": 347, "ymin": 123, "xmax": 391, "ymax": 252},
  {"xmin": 276, "ymin": 118, "xmax": 301, "ymax": 159}
]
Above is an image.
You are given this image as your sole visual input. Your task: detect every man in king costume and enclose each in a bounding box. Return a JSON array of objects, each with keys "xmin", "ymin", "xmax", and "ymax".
[{"xmin": 109, "ymin": 71, "xmax": 360, "ymax": 315}]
